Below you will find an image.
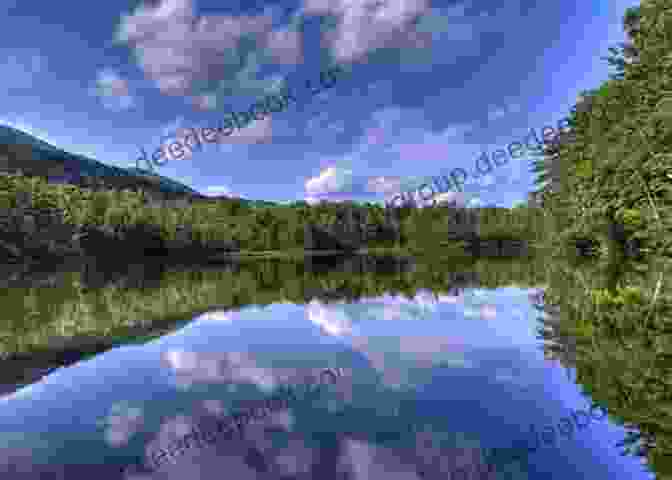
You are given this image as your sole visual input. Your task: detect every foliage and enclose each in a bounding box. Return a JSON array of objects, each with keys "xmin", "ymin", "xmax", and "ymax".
[
  {"xmin": 0, "ymin": 254, "xmax": 547, "ymax": 359},
  {"xmin": 0, "ymin": 173, "xmax": 548, "ymax": 255},
  {"xmin": 539, "ymin": 253, "xmax": 672, "ymax": 478},
  {"xmin": 532, "ymin": 0, "xmax": 672, "ymax": 262}
]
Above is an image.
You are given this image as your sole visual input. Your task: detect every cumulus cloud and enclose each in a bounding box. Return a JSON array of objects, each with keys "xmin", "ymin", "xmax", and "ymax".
[
  {"xmin": 480, "ymin": 304, "xmax": 497, "ymax": 320},
  {"xmin": 91, "ymin": 69, "xmax": 135, "ymax": 111},
  {"xmin": 225, "ymin": 115, "xmax": 274, "ymax": 144},
  {"xmin": 264, "ymin": 26, "xmax": 304, "ymax": 65},
  {"xmin": 96, "ymin": 401, "xmax": 145, "ymax": 447},
  {"xmin": 398, "ymin": 4, "xmax": 497, "ymax": 72},
  {"xmin": 115, "ymin": 0, "xmax": 494, "ymax": 105},
  {"xmin": 306, "ymin": 300, "xmax": 355, "ymax": 337},
  {"xmin": 339, "ymin": 439, "xmax": 421, "ymax": 480},
  {"xmin": 366, "ymin": 176, "xmax": 402, "ymax": 195},
  {"xmin": 299, "ymin": 102, "xmax": 480, "ymax": 204},
  {"xmin": 162, "ymin": 350, "xmax": 283, "ymax": 392},
  {"xmin": 201, "ymin": 399, "xmax": 227, "ymax": 416},
  {"xmin": 210, "ymin": 115, "xmax": 275, "ymax": 153},
  {"xmin": 433, "ymin": 191, "xmax": 467, "ymax": 207},
  {"xmin": 303, "ymin": 165, "xmax": 381, "ymax": 203},
  {"xmin": 305, "ymin": 166, "xmax": 352, "ymax": 196},
  {"xmin": 202, "ymin": 185, "xmax": 233, "ymax": 196},
  {"xmin": 115, "ymin": 0, "xmax": 282, "ymax": 96},
  {"xmin": 152, "ymin": 114, "xmax": 273, "ymax": 166},
  {"xmin": 300, "ymin": 97, "xmax": 540, "ymax": 206},
  {"xmin": 303, "ymin": 0, "xmax": 430, "ymax": 62},
  {"xmin": 201, "ymin": 185, "xmax": 248, "ymax": 199},
  {"xmin": 195, "ymin": 309, "xmax": 234, "ymax": 322},
  {"xmin": 192, "ymin": 93, "xmax": 218, "ymax": 111},
  {"xmin": 306, "ymin": 291, "xmax": 470, "ymax": 337}
]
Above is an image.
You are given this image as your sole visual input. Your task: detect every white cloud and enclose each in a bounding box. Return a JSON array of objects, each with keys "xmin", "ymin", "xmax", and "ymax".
[
  {"xmin": 97, "ymin": 402, "xmax": 145, "ymax": 447},
  {"xmin": 466, "ymin": 196, "xmax": 484, "ymax": 208},
  {"xmin": 480, "ymin": 304, "xmax": 497, "ymax": 320},
  {"xmin": 190, "ymin": 114, "xmax": 274, "ymax": 158},
  {"xmin": 397, "ymin": 4, "xmax": 484, "ymax": 70},
  {"xmin": 202, "ymin": 185, "xmax": 231, "ymax": 195},
  {"xmin": 202, "ymin": 399, "xmax": 227, "ymax": 416},
  {"xmin": 162, "ymin": 350, "xmax": 279, "ymax": 392},
  {"xmin": 306, "ymin": 300, "xmax": 354, "ymax": 337},
  {"xmin": 305, "ymin": 166, "xmax": 353, "ymax": 196},
  {"xmin": 226, "ymin": 115, "xmax": 274, "ymax": 144},
  {"xmin": 116, "ymin": 0, "xmax": 283, "ymax": 96},
  {"xmin": 433, "ymin": 191, "xmax": 466, "ymax": 207},
  {"xmin": 115, "ymin": 0, "xmax": 493, "ymax": 103},
  {"xmin": 201, "ymin": 185, "xmax": 246, "ymax": 198},
  {"xmin": 340, "ymin": 439, "xmax": 422, "ymax": 480},
  {"xmin": 297, "ymin": 104, "xmax": 481, "ymax": 204},
  {"xmin": 264, "ymin": 26, "xmax": 304, "ymax": 65},
  {"xmin": 196, "ymin": 310, "xmax": 233, "ymax": 322},
  {"xmin": 192, "ymin": 93, "xmax": 218, "ymax": 111},
  {"xmin": 366, "ymin": 176, "xmax": 402, "ymax": 194},
  {"xmin": 303, "ymin": 0, "xmax": 430, "ymax": 62}
]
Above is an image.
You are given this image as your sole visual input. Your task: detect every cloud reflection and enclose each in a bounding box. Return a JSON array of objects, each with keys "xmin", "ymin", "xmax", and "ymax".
[
  {"xmin": 162, "ymin": 350, "xmax": 281, "ymax": 392},
  {"xmin": 97, "ymin": 401, "xmax": 145, "ymax": 447},
  {"xmin": 305, "ymin": 289, "xmax": 465, "ymax": 338},
  {"xmin": 194, "ymin": 310, "xmax": 233, "ymax": 323}
]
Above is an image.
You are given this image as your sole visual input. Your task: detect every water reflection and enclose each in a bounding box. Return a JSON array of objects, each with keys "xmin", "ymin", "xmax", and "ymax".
[
  {"xmin": 0, "ymin": 255, "xmax": 665, "ymax": 479},
  {"xmin": 97, "ymin": 401, "xmax": 145, "ymax": 447}
]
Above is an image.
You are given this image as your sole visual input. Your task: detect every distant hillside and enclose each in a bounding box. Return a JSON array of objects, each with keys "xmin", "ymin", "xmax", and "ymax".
[
  {"xmin": 196, "ymin": 194, "xmax": 280, "ymax": 209},
  {"xmin": 0, "ymin": 125, "xmax": 198, "ymax": 198},
  {"xmin": 0, "ymin": 125, "xmax": 63, "ymax": 153},
  {"xmin": 0, "ymin": 125, "xmax": 285, "ymax": 209}
]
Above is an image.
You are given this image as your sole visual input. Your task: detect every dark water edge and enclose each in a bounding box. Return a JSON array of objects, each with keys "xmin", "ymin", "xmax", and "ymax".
[{"xmin": 0, "ymin": 252, "xmax": 484, "ymax": 395}]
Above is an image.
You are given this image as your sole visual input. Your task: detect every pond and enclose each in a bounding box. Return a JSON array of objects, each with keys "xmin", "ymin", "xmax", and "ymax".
[{"xmin": 0, "ymin": 255, "xmax": 659, "ymax": 479}]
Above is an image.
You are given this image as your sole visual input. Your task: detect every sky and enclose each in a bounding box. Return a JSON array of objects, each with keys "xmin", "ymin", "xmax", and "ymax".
[{"xmin": 0, "ymin": 0, "xmax": 641, "ymax": 206}]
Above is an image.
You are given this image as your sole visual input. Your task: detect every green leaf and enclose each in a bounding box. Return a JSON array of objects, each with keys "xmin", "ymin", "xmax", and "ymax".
[{"xmin": 653, "ymin": 97, "xmax": 672, "ymax": 120}]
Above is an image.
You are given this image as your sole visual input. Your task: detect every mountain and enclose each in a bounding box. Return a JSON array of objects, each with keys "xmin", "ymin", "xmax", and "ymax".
[
  {"xmin": 0, "ymin": 124, "xmax": 287, "ymax": 210},
  {"xmin": 0, "ymin": 125, "xmax": 64, "ymax": 153},
  {"xmin": 196, "ymin": 194, "xmax": 279, "ymax": 209},
  {"xmin": 0, "ymin": 124, "xmax": 198, "ymax": 198}
]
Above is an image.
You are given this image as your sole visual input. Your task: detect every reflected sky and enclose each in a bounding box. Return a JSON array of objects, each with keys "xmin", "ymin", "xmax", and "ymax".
[{"xmin": 0, "ymin": 287, "xmax": 654, "ymax": 479}]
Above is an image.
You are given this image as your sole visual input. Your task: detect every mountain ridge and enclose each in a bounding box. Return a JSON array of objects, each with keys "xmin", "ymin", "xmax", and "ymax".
[{"xmin": 0, "ymin": 124, "xmax": 278, "ymax": 208}]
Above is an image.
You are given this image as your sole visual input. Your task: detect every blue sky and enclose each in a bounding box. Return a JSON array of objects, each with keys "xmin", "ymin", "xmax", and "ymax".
[{"xmin": 0, "ymin": 0, "xmax": 639, "ymax": 206}]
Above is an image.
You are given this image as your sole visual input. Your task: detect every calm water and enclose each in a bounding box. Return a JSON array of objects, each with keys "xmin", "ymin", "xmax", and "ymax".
[{"xmin": 0, "ymin": 255, "xmax": 657, "ymax": 479}]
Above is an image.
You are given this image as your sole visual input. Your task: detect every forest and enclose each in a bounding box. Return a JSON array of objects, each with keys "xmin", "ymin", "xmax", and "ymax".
[{"xmin": 3, "ymin": 0, "xmax": 670, "ymax": 265}]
